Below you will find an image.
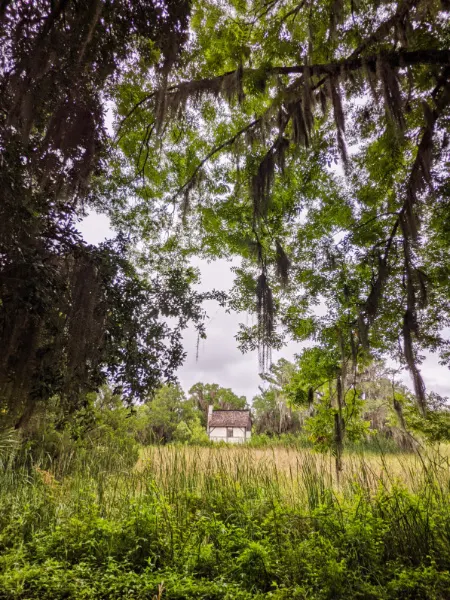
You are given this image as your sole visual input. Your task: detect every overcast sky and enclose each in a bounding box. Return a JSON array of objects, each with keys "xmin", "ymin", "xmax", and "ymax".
[{"xmin": 79, "ymin": 212, "xmax": 450, "ymax": 403}]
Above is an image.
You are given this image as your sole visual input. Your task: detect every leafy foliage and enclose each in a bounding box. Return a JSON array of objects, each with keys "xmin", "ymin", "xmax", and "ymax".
[
  {"xmin": 254, "ymin": 356, "xmax": 449, "ymax": 457},
  {"xmin": 112, "ymin": 0, "xmax": 450, "ymax": 421},
  {"xmin": 143, "ymin": 384, "xmax": 210, "ymax": 444},
  {"xmin": 0, "ymin": 1, "xmax": 222, "ymax": 428},
  {"xmin": 188, "ymin": 382, "xmax": 248, "ymax": 425},
  {"xmin": 252, "ymin": 359, "xmax": 305, "ymax": 435},
  {"xmin": 0, "ymin": 235, "xmax": 214, "ymax": 429},
  {"xmin": 0, "ymin": 443, "xmax": 450, "ymax": 599}
]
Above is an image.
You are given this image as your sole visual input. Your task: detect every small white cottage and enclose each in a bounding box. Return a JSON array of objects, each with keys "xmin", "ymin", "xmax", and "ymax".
[{"xmin": 207, "ymin": 406, "xmax": 252, "ymax": 443}]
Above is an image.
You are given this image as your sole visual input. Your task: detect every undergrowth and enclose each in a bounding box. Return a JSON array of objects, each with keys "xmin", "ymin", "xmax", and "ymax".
[{"xmin": 0, "ymin": 440, "xmax": 449, "ymax": 599}]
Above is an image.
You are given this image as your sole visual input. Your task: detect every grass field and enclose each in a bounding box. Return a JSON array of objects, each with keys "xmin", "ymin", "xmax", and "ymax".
[
  {"xmin": 0, "ymin": 443, "xmax": 449, "ymax": 599},
  {"xmin": 138, "ymin": 444, "xmax": 450, "ymax": 495}
]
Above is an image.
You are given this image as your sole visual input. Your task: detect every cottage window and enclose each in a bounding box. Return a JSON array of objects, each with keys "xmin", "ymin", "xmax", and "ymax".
[{"xmin": 227, "ymin": 428, "xmax": 233, "ymax": 438}]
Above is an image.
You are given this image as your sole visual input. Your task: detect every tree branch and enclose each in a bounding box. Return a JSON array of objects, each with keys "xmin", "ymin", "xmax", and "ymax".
[
  {"xmin": 269, "ymin": 49, "xmax": 450, "ymax": 76},
  {"xmin": 279, "ymin": 0, "xmax": 308, "ymax": 25},
  {"xmin": 349, "ymin": 0, "xmax": 418, "ymax": 59},
  {"xmin": 172, "ymin": 117, "xmax": 262, "ymax": 200},
  {"xmin": 170, "ymin": 49, "xmax": 450, "ymax": 93},
  {"xmin": 116, "ymin": 49, "xmax": 449, "ymax": 137}
]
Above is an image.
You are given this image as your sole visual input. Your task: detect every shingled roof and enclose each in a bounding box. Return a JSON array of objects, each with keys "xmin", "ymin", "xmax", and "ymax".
[{"xmin": 208, "ymin": 410, "xmax": 252, "ymax": 430}]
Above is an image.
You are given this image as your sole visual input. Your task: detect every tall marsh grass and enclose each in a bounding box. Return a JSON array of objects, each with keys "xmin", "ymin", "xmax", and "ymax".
[{"xmin": 0, "ymin": 442, "xmax": 449, "ymax": 599}]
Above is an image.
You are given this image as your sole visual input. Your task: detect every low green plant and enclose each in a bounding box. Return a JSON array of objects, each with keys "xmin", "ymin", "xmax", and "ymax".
[{"xmin": 0, "ymin": 443, "xmax": 449, "ymax": 599}]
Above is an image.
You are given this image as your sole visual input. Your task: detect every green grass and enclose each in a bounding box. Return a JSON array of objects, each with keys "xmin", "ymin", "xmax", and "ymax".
[{"xmin": 0, "ymin": 442, "xmax": 449, "ymax": 599}]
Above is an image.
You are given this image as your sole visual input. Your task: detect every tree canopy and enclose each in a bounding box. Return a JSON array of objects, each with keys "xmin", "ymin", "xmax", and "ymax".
[
  {"xmin": 0, "ymin": 0, "xmax": 215, "ymax": 429},
  {"xmin": 1, "ymin": 0, "xmax": 450, "ymax": 442},
  {"xmin": 188, "ymin": 382, "xmax": 248, "ymax": 424},
  {"xmin": 113, "ymin": 0, "xmax": 450, "ymax": 423}
]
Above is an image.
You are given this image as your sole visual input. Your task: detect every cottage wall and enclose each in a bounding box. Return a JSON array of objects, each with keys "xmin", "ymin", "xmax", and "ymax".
[
  {"xmin": 209, "ymin": 426, "xmax": 227, "ymax": 440},
  {"xmin": 232, "ymin": 428, "xmax": 245, "ymax": 438},
  {"xmin": 209, "ymin": 426, "xmax": 251, "ymax": 443}
]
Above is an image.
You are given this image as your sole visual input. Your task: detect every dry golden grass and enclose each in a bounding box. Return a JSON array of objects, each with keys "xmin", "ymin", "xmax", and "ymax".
[{"xmin": 136, "ymin": 444, "xmax": 450, "ymax": 502}]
